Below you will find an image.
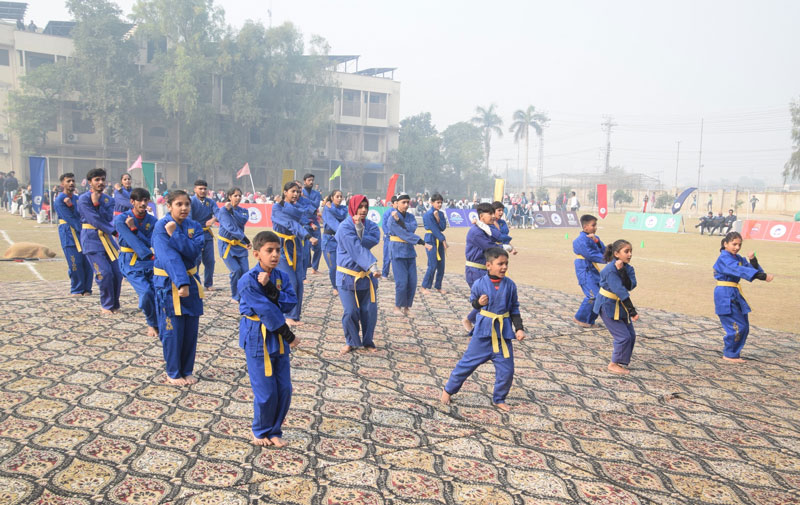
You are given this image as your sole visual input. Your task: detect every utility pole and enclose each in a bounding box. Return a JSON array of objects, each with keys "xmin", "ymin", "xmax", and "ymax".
[
  {"xmin": 602, "ymin": 116, "xmax": 616, "ymax": 174},
  {"xmin": 696, "ymin": 118, "xmax": 704, "ymax": 191},
  {"xmin": 674, "ymin": 141, "xmax": 680, "ymax": 191}
]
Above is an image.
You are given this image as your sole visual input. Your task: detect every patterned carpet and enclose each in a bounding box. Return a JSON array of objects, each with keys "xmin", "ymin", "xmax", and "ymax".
[{"xmin": 1, "ymin": 270, "xmax": 799, "ymax": 505}]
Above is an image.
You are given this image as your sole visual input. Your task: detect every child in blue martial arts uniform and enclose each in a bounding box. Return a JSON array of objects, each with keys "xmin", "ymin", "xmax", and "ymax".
[
  {"xmin": 237, "ymin": 231, "xmax": 299, "ymax": 447},
  {"xmin": 77, "ymin": 168, "xmax": 122, "ymax": 314},
  {"xmin": 573, "ymin": 214, "xmax": 606, "ymax": 328},
  {"xmin": 272, "ymin": 181, "xmax": 317, "ymax": 326},
  {"xmin": 388, "ymin": 194, "xmax": 433, "ymax": 316},
  {"xmin": 322, "ymin": 190, "xmax": 347, "ymax": 294},
  {"xmin": 301, "ymin": 174, "xmax": 323, "ymax": 275},
  {"xmin": 114, "ymin": 188, "xmax": 158, "ymax": 336},
  {"xmin": 381, "ymin": 196, "xmax": 397, "ymax": 277},
  {"xmin": 442, "ymin": 247, "xmax": 526, "ymax": 411},
  {"xmin": 189, "ymin": 179, "xmax": 218, "ymax": 290},
  {"xmin": 421, "ymin": 193, "xmax": 448, "ymax": 294},
  {"xmin": 113, "ymin": 173, "xmax": 132, "ymax": 216},
  {"xmin": 593, "ymin": 239, "xmax": 639, "ymax": 375},
  {"xmin": 217, "ymin": 187, "xmax": 251, "ymax": 302},
  {"xmin": 462, "ymin": 203, "xmax": 505, "ymax": 331},
  {"xmin": 492, "ymin": 201, "xmax": 515, "ymax": 252},
  {"xmin": 713, "ymin": 231, "xmax": 773, "ymax": 362},
  {"xmin": 153, "ymin": 190, "xmax": 204, "ymax": 386},
  {"xmin": 53, "ymin": 172, "xmax": 93, "ymax": 296},
  {"xmin": 336, "ymin": 195, "xmax": 382, "ymax": 354}
]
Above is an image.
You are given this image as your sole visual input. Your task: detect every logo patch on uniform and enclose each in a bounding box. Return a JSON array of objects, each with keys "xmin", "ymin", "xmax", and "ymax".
[
  {"xmin": 188, "ymin": 228, "xmax": 194, "ymax": 237},
  {"xmin": 733, "ymin": 322, "xmax": 740, "ymax": 342},
  {"xmin": 71, "ymin": 255, "xmax": 77, "ymax": 272},
  {"xmin": 104, "ymin": 197, "xmax": 109, "ymax": 203},
  {"xmin": 93, "ymin": 262, "xmax": 103, "ymax": 280},
  {"xmin": 276, "ymin": 279, "xmax": 282, "ymax": 290},
  {"xmin": 165, "ymin": 317, "xmax": 173, "ymax": 331},
  {"xmin": 145, "ymin": 223, "xmax": 151, "ymax": 230}
]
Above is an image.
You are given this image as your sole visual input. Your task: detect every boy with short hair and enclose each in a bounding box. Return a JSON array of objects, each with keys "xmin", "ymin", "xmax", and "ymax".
[
  {"xmin": 301, "ymin": 174, "xmax": 322, "ymax": 274},
  {"xmin": 573, "ymin": 214, "xmax": 606, "ymax": 328},
  {"xmin": 53, "ymin": 173, "xmax": 93, "ymax": 296},
  {"xmin": 77, "ymin": 168, "xmax": 122, "ymax": 314},
  {"xmin": 388, "ymin": 194, "xmax": 432, "ymax": 315},
  {"xmin": 462, "ymin": 203, "xmax": 506, "ymax": 331},
  {"xmin": 238, "ymin": 231, "xmax": 299, "ymax": 447},
  {"xmin": 421, "ymin": 193, "xmax": 448, "ymax": 294},
  {"xmin": 442, "ymin": 247, "xmax": 526, "ymax": 411},
  {"xmin": 114, "ymin": 188, "xmax": 158, "ymax": 336},
  {"xmin": 189, "ymin": 179, "xmax": 217, "ymax": 290},
  {"xmin": 381, "ymin": 196, "xmax": 397, "ymax": 277}
]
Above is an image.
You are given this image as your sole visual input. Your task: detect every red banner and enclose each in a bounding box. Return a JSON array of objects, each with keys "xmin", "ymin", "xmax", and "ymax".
[
  {"xmin": 385, "ymin": 173, "xmax": 399, "ymax": 203},
  {"xmin": 742, "ymin": 219, "xmax": 800, "ymax": 243},
  {"xmin": 596, "ymin": 184, "xmax": 608, "ymax": 219},
  {"xmin": 789, "ymin": 222, "xmax": 800, "ymax": 243},
  {"xmin": 217, "ymin": 202, "xmax": 273, "ymax": 227}
]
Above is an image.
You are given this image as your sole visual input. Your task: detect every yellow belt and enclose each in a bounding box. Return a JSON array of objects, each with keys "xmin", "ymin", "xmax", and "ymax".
[
  {"xmin": 425, "ymin": 228, "xmax": 442, "ymax": 261},
  {"xmin": 82, "ymin": 223, "xmax": 118, "ymax": 261},
  {"xmin": 154, "ymin": 266, "xmax": 204, "ymax": 316},
  {"xmin": 716, "ymin": 281, "xmax": 744, "ymax": 297},
  {"xmin": 202, "ymin": 226, "xmax": 215, "ymax": 239},
  {"xmin": 576, "ymin": 254, "xmax": 604, "ymax": 272},
  {"xmin": 598, "ymin": 288, "xmax": 626, "ymax": 320},
  {"xmin": 479, "ymin": 310, "xmax": 511, "ymax": 358},
  {"xmin": 217, "ymin": 235, "xmax": 244, "ymax": 259},
  {"xmin": 59, "ymin": 219, "xmax": 82, "ymax": 252},
  {"xmin": 274, "ymin": 232, "xmax": 297, "ymax": 270},
  {"xmin": 243, "ymin": 314, "xmax": 284, "ymax": 377},
  {"xmin": 389, "ymin": 235, "xmax": 408, "ymax": 243},
  {"xmin": 465, "ymin": 261, "xmax": 487, "ymax": 270},
  {"xmin": 337, "ymin": 266, "xmax": 376, "ymax": 308},
  {"xmin": 119, "ymin": 246, "xmax": 138, "ymax": 266}
]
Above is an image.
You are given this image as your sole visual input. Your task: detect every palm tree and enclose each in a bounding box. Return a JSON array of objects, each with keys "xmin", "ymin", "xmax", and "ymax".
[
  {"xmin": 471, "ymin": 104, "xmax": 503, "ymax": 173},
  {"xmin": 509, "ymin": 105, "xmax": 549, "ymax": 191}
]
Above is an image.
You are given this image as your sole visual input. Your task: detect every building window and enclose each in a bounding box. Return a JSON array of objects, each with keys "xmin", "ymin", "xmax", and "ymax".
[
  {"xmin": 336, "ymin": 131, "xmax": 355, "ymax": 150},
  {"xmin": 364, "ymin": 134, "xmax": 380, "ymax": 152},
  {"xmin": 148, "ymin": 126, "xmax": 167, "ymax": 138},
  {"xmin": 368, "ymin": 93, "xmax": 387, "ymax": 119},
  {"xmin": 72, "ymin": 112, "xmax": 95, "ymax": 134},
  {"xmin": 341, "ymin": 89, "xmax": 360, "ymax": 117},
  {"xmin": 0, "ymin": 50, "xmax": 9, "ymax": 66},
  {"xmin": 26, "ymin": 51, "xmax": 55, "ymax": 70}
]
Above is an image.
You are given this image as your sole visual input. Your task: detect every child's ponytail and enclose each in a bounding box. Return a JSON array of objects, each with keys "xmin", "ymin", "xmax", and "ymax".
[{"xmin": 603, "ymin": 243, "xmax": 615, "ymax": 263}]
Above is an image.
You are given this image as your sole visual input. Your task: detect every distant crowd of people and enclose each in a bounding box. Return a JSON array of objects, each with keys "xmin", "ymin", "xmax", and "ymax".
[{"xmin": 695, "ymin": 210, "xmax": 738, "ymax": 236}]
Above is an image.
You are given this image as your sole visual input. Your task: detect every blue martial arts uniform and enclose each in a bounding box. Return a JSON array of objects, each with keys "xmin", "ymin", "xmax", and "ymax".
[
  {"xmin": 54, "ymin": 192, "xmax": 93, "ymax": 295},
  {"xmin": 713, "ymin": 251, "xmax": 764, "ymax": 358},
  {"xmin": 217, "ymin": 205, "xmax": 250, "ymax": 301},
  {"xmin": 189, "ymin": 195, "xmax": 217, "ymax": 288},
  {"xmin": 594, "ymin": 262, "xmax": 638, "ymax": 366},
  {"xmin": 152, "ymin": 216, "xmax": 204, "ymax": 379},
  {"xmin": 77, "ymin": 191, "xmax": 122, "ymax": 310},
  {"xmin": 322, "ymin": 203, "xmax": 348, "ymax": 290},
  {"xmin": 114, "ymin": 210, "xmax": 158, "ymax": 328},
  {"xmin": 572, "ymin": 231, "xmax": 606, "ymax": 325},
  {"xmin": 335, "ymin": 216, "xmax": 381, "ymax": 348},
  {"xmin": 388, "ymin": 210, "xmax": 424, "ymax": 308},
  {"xmin": 421, "ymin": 207, "xmax": 447, "ymax": 290},
  {"xmin": 302, "ymin": 187, "xmax": 322, "ymax": 271},
  {"xmin": 496, "ymin": 218, "xmax": 512, "ymax": 246},
  {"xmin": 464, "ymin": 223, "xmax": 502, "ymax": 325},
  {"xmin": 381, "ymin": 207, "xmax": 394, "ymax": 277},
  {"xmin": 272, "ymin": 200, "xmax": 310, "ymax": 321},
  {"xmin": 238, "ymin": 264, "xmax": 297, "ymax": 440},
  {"xmin": 445, "ymin": 274, "xmax": 522, "ymax": 404},
  {"xmin": 113, "ymin": 187, "xmax": 132, "ymax": 215}
]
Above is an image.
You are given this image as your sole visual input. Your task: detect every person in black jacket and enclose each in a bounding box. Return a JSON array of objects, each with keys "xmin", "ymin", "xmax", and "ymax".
[
  {"xmin": 695, "ymin": 212, "xmax": 714, "ymax": 235},
  {"xmin": 4, "ymin": 171, "xmax": 19, "ymax": 211}
]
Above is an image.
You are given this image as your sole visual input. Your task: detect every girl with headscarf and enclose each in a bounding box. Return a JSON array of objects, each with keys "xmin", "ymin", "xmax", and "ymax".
[
  {"xmin": 322, "ymin": 190, "xmax": 347, "ymax": 294},
  {"xmin": 335, "ymin": 194, "xmax": 381, "ymax": 354}
]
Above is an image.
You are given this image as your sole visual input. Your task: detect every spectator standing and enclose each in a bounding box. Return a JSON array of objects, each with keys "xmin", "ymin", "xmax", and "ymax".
[
  {"xmin": 750, "ymin": 195, "xmax": 759, "ymax": 213},
  {"xmin": 4, "ymin": 171, "xmax": 19, "ymax": 210}
]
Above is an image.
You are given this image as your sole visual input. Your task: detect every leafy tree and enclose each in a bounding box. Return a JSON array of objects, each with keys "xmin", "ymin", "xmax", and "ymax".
[
  {"xmin": 655, "ymin": 193, "xmax": 672, "ymax": 209},
  {"xmin": 613, "ymin": 189, "xmax": 633, "ymax": 209},
  {"xmin": 441, "ymin": 122, "xmax": 484, "ymax": 195},
  {"xmin": 509, "ymin": 105, "xmax": 548, "ymax": 191},
  {"xmin": 8, "ymin": 64, "xmax": 68, "ymax": 150},
  {"xmin": 471, "ymin": 104, "xmax": 503, "ymax": 173},
  {"xmin": 535, "ymin": 187, "xmax": 549, "ymax": 202},
  {"xmin": 391, "ymin": 113, "xmax": 442, "ymax": 193},
  {"xmin": 784, "ymin": 98, "xmax": 800, "ymax": 181}
]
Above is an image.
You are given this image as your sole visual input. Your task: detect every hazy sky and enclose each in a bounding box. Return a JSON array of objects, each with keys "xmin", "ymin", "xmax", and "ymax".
[{"xmin": 27, "ymin": 0, "xmax": 800, "ymax": 188}]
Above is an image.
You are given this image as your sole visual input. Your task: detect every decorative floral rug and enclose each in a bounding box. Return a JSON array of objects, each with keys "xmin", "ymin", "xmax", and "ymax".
[{"xmin": 0, "ymin": 271, "xmax": 798, "ymax": 504}]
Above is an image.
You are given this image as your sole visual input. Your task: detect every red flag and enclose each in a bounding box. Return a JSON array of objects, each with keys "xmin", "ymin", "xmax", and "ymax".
[
  {"xmin": 597, "ymin": 184, "xmax": 608, "ymax": 219},
  {"xmin": 385, "ymin": 173, "xmax": 399, "ymax": 203},
  {"xmin": 237, "ymin": 163, "xmax": 250, "ymax": 179}
]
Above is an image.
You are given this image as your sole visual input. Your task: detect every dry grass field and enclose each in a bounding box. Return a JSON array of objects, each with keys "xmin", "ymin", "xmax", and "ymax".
[{"xmin": 1, "ymin": 210, "xmax": 797, "ymax": 332}]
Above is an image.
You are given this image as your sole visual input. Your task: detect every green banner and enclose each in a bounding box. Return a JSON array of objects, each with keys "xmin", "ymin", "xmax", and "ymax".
[
  {"xmin": 367, "ymin": 206, "xmax": 388, "ymax": 227},
  {"xmin": 142, "ymin": 162, "xmax": 156, "ymax": 196},
  {"xmin": 622, "ymin": 212, "xmax": 681, "ymax": 233}
]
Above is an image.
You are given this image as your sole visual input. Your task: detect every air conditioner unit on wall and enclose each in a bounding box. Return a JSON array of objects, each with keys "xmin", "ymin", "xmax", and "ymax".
[
  {"xmin": 0, "ymin": 146, "xmax": 9, "ymax": 154},
  {"xmin": 66, "ymin": 133, "xmax": 78, "ymax": 143}
]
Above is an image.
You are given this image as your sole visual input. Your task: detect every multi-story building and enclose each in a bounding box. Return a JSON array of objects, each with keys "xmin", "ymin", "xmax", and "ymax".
[{"xmin": 0, "ymin": 6, "xmax": 401, "ymax": 192}]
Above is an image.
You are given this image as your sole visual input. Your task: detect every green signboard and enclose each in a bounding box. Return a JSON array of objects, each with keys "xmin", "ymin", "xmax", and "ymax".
[{"xmin": 622, "ymin": 212, "xmax": 681, "ymax": 233}]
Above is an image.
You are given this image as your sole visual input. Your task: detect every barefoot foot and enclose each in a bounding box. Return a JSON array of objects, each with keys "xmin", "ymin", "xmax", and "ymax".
[
  {"xmin": 436, "ymin": 289, "xmax": 447, "ymax": 295},
  {"xmin": 440, "ymin": 389, "xmax": 451, "ymax": 405},
  {"xmin": 722, "ymin": 356, "xmax": 746, "ymax": 363},
  {"xmin": 285, "ymin": 318, "xmax": 299, "ymax": 327},
  {"xmin": 332, "ymin": 289, "xmax": 338, "ymax": 296},
  {"xmin": 574, "ymin": 318, "xmax": 593, "ymax": 328},
  {"xmin": 393, "ymin": 307, "xmax": 404, "ymax": 316},
  {"xmin": 339, "ymin": 345, "xmax": 353, "ymax": 355},
  {"xmin": 269, "ymin": 436, "xmax": 288, "ymax": 448},
  {"xmin": 147, "ymin": 326, "xmax": 158, "ymax": 337},
  {"xmin": 166, "ymin": 376, "xmax": 187, "ymax": 386},
  {"xmin": 420, "ymin": 288, "xmax": 430, "ymax": 294},
  {"xmin": 403, "ymin": 307, "xmax": 410, "ymax": 316},
  {"xmin": 607, "ymin": 362, "xmax": 630, "ymax": 375},
  {"xmin": 364, "ymin": 345, "xmax": 378, "ymax": 353},
  {"xmin": 461, "ymin": 317, "xmax": 474, "ymax": 332},
  {"xmin": 100, "ymin": 308, "xmax": 113, "ymax": 315},
  {"xmin": 252, "ymin": 435, "xmax": 272, "ymax": 447},
  {"xmin": 231, "ymin": 298, "xmax": 239, "ymax": 304},
  {"xmin": 184, "ymin": 375, "xmax": 198, "ymax": 385},
  {"xmin": 494, "ymin": 402, "xmax": 511, "ymax": 412}
]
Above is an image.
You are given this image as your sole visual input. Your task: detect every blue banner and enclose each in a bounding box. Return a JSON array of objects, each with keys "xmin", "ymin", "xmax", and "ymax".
[
  {"xmin": 671, "ymin": 187, "xmax": 697, "ymax": 214},
  {"xmin": 28, "ymin": 156, "xmax": 46, "ymax": 214}
]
